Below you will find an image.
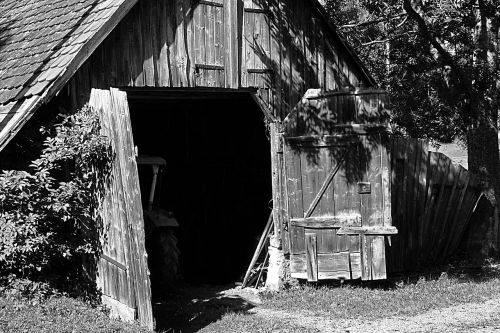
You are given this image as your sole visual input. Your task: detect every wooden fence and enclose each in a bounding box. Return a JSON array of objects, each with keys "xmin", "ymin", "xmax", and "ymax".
[{"xmin": 388, "ymin": 138, "xmax": 482, "ymax": 273}]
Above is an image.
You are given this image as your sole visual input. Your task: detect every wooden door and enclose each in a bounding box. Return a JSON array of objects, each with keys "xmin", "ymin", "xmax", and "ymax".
[
  {"xmin": 89, "ymin": 88, "xmax": 154, "ymax": 329},
  {"xmin": 284, "ymin": 132, "xmax": 395, "ymax": 281}
]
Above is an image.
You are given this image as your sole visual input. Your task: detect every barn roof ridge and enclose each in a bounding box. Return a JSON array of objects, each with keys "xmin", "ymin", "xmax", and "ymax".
[{"xmin": 0, "ymin": 0, "xmax": 375, "ymax": 151}]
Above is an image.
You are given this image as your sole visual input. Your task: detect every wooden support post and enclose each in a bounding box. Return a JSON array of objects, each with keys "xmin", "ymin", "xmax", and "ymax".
[{"xmin": 270, "ymin": 122, "xmax": 282, "ymax": 246}]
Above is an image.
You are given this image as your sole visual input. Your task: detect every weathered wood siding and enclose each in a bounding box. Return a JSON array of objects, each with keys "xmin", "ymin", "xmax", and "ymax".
[
  {"xmin": 389, "ymin": 138, "xmax": 482, "ymax": 273},
  {"xmin": 70, "ymin": 0, "xmax": 372, "ymax": 119}
]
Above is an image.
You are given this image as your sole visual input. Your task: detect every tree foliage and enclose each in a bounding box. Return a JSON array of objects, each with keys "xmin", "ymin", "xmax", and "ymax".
[
  {"xmin": 0, "ymin": 105, "xmax": 113, "ymax": 297},
  {"xmin": 327, "ymin": 0, "xmax": 500, "ymax": 252},
  {"xmin": 326, "ymin": 0, "xmax": 499, "ymax": 142}
]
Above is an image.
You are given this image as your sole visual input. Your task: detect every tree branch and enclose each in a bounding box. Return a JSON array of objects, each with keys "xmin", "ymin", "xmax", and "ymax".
[
  {"xmin": 402, "ymin": 0, "xmax": 470, "ymax": 90},
  {"xmin": 361, "ymin": 32, "xmax": 415, "ymax": 46},
  {"xmin": 340, "ymin": 13, "xmax": 406, "ymax": 29},
  {"xmin": 402, "ymin": 0, "xmax": 458, "ymax": 70}
]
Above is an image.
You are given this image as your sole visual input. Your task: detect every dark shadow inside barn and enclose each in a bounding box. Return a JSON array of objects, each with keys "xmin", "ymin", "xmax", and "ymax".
[{"xmin": 127, "ymin": 89, "xmax": 272, "ymax": 298}]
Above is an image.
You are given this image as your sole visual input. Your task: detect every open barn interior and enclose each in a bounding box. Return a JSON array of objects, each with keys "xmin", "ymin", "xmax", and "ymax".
[{"xmin": 127, "ymin": 89, "xmax": 272, "ymax": 297}]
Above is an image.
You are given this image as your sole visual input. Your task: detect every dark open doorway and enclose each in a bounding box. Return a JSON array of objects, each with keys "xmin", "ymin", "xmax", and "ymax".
[{"xmin": 127, "ymin": 89, "xmax": 272, "ymax": 294}]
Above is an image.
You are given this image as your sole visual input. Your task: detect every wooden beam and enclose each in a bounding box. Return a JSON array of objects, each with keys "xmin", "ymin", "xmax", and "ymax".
[
  {"xmin": 125, "ymin": 87, "xmax": 258, "ymax": 100},
  {"xmin": 291, "ymin": 215, "xmax": 361, "ymax": 228},
  {"xmin": 336, "ymin": 226, "xmax": 398, "ymax": 235}
]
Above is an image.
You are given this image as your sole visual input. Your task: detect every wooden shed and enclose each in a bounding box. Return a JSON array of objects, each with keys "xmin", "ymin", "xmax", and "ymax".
[{"xmin": 0, "ymin": 0, "xmax": 482, "ymax": 329}]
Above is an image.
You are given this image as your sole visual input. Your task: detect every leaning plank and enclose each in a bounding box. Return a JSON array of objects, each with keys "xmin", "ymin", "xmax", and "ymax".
[{"xmin": 242, "ymin": 213, "xmax": 273, "ymax": 288}]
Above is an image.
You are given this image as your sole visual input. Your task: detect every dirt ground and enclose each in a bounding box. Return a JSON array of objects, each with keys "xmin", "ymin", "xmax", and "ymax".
[{"xmin": 154, "ymin": 284, "xmax": 500, "ymax": 333}]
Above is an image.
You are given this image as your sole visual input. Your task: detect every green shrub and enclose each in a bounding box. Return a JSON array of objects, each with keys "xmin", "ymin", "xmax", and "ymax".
[{"xmin": 0, "ymin": 105, "xmax": 113, "ymax": 298}]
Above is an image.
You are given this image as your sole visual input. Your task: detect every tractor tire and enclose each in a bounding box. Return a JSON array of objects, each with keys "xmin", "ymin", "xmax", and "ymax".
[{"xmin": 146, "ymin": 227, "xmax": 180, "ymax": 298}]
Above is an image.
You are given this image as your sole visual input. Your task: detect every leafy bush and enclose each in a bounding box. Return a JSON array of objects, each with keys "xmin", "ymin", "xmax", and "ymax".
[{"xmin": 0, "ymin": 105, "xmax": 113, "ymax": 298}]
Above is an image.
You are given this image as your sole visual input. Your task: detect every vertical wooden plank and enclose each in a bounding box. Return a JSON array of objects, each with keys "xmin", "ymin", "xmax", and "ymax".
[
  {"xmin": 417, "ymin": 141, "xmax": 429, "ymax": 249},
  {"xmin": 194, "ymin": 1, "xmax": 203, "ymax": 66},
  {"xmin": 405, "ymin": 138, "xmax": 418, "ymax": 268},
  {"xmin": 167, "ymin": 0, "xmax": 178, "ymax": 86},
  {"xmin": 318, "ymin": 148, "xmax": 334, "ymax": 216},
  {"xmin": 349, "ymin": 252, "xmax": 362, "ymax": 279},
  {"xmin": 381, "ymin": 134, "xmax": 391, "ymax": 227},
  {"xmin": 215, "ymin": 3, "xmax": 224, "ymax": 86},
  {"xmin": 270, "ymin": 123, "xmax": 283, "ymax": 245},
  {"xmin": 441, "ymin": 169, "xmax": 470, "ymax": 257},
  {"xmin": 269, "ymin": 0, "xmax": 282, "ymax": 118},
  {"xmin": 284, "ymin": 142, "xmax": 304, "ymax": 253},
  {"xmin": 176, "ymin": 0, "xmax": 189, "ymax": 86},
  {"xmin": 158, "ymin": 0, "xmax": 171, "ymax": 86},
  {"xmin": 300, "ymin": 147, "xmax": 317, "ymax": 217},
  {"xmin": 224, "ymin": 0, "xmax": 238, "ymax": 88},
  {"xmin": 131, "ymin": 7, "xmax": 145, "ymax": 86},
  {"xmin": 371, "ymin": 236, "xmax": 387, "ymax": 279},
  {"xmin": 445, "ymin": 176, "xmax": 478, "ymax": 258},
  {"xmin": 305, "ymin": 232, "xmax": 318, "ymax": 282},
  {"xmin": 318, "ymin": 229, "xmax": 335, "ymax": 254},
  {"xmin": 432, "ymin": 164, "xmax": 461, "ymax": 261},
  {"xmin": 207, "ymin": 3, "xmax": 216, "ymax": 86},
  {"xmin": 278, "ymin": 133, "xmax": 290, "ymax": 254},
  {"xmin": 391, "ymin": 138, "xmax": 404, "ymax": 272},
  {"xmin": 185, "ymin": 0, "xmax": 195, "ymax": 87},
  {"xmin": 279, "ymin": 0, "xmax": 291, "ymax": 114},
  {"xmin": 141, "ymin": 0, "xmax": 156, "ymax": 86},
  {"xmin": 360, "ymin": 235, "xmax": 372, "ymax": 280},
  {"xmin": 426, "ymin": 154, "xmax": 451, "ymax": 262}
]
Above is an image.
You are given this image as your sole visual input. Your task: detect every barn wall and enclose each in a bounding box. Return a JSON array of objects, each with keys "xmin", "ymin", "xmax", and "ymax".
[{"xmin": 69, "ymin": 0, "xmax": 372, "ymax": 119}]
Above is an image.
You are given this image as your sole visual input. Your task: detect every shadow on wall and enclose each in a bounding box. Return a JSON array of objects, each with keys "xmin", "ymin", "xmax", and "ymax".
[
  {"xmin": 249, "ymin": 0, "xmax": 360, "ymax": 119},
  {"xmin": 282, "ymin": 89, "xmax": 390, "ymax": 186}
]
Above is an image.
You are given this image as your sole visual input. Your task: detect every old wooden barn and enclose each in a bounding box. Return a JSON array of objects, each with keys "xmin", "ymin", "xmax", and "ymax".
[{"xmin": 0, "ymin": 0, "xmax": 483, "ymax": 329}]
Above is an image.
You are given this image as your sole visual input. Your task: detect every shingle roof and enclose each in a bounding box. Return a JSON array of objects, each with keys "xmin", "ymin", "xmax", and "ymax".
[{"xmin": 0, "ymin": 0, "xmax": 137, "ymax": 150}]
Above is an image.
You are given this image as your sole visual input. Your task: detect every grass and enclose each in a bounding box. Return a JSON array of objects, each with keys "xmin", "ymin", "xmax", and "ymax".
[
  {"xmin": 3, "ymin": 262, "xmax": 500, "ymax": 332},
  {"xmin": 200, "ymin": 262, "xmax": 500, "ymax": 332},
  {"xmin": 261, "ymin": 274, "xmax": 500, "ymax": 319},
  {"xmin": 0, "ymin": 295, "xmax": 152, "ymax": 333}
]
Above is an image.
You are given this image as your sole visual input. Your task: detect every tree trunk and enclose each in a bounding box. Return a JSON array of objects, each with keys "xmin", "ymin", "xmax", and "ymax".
[
  {"xmin": 463, "ymin": 0, "xmax": 500, "ymax": 257},
  {"xmin": 467, "ymin": 110, "xmax": 500, "ymax": 255}
]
